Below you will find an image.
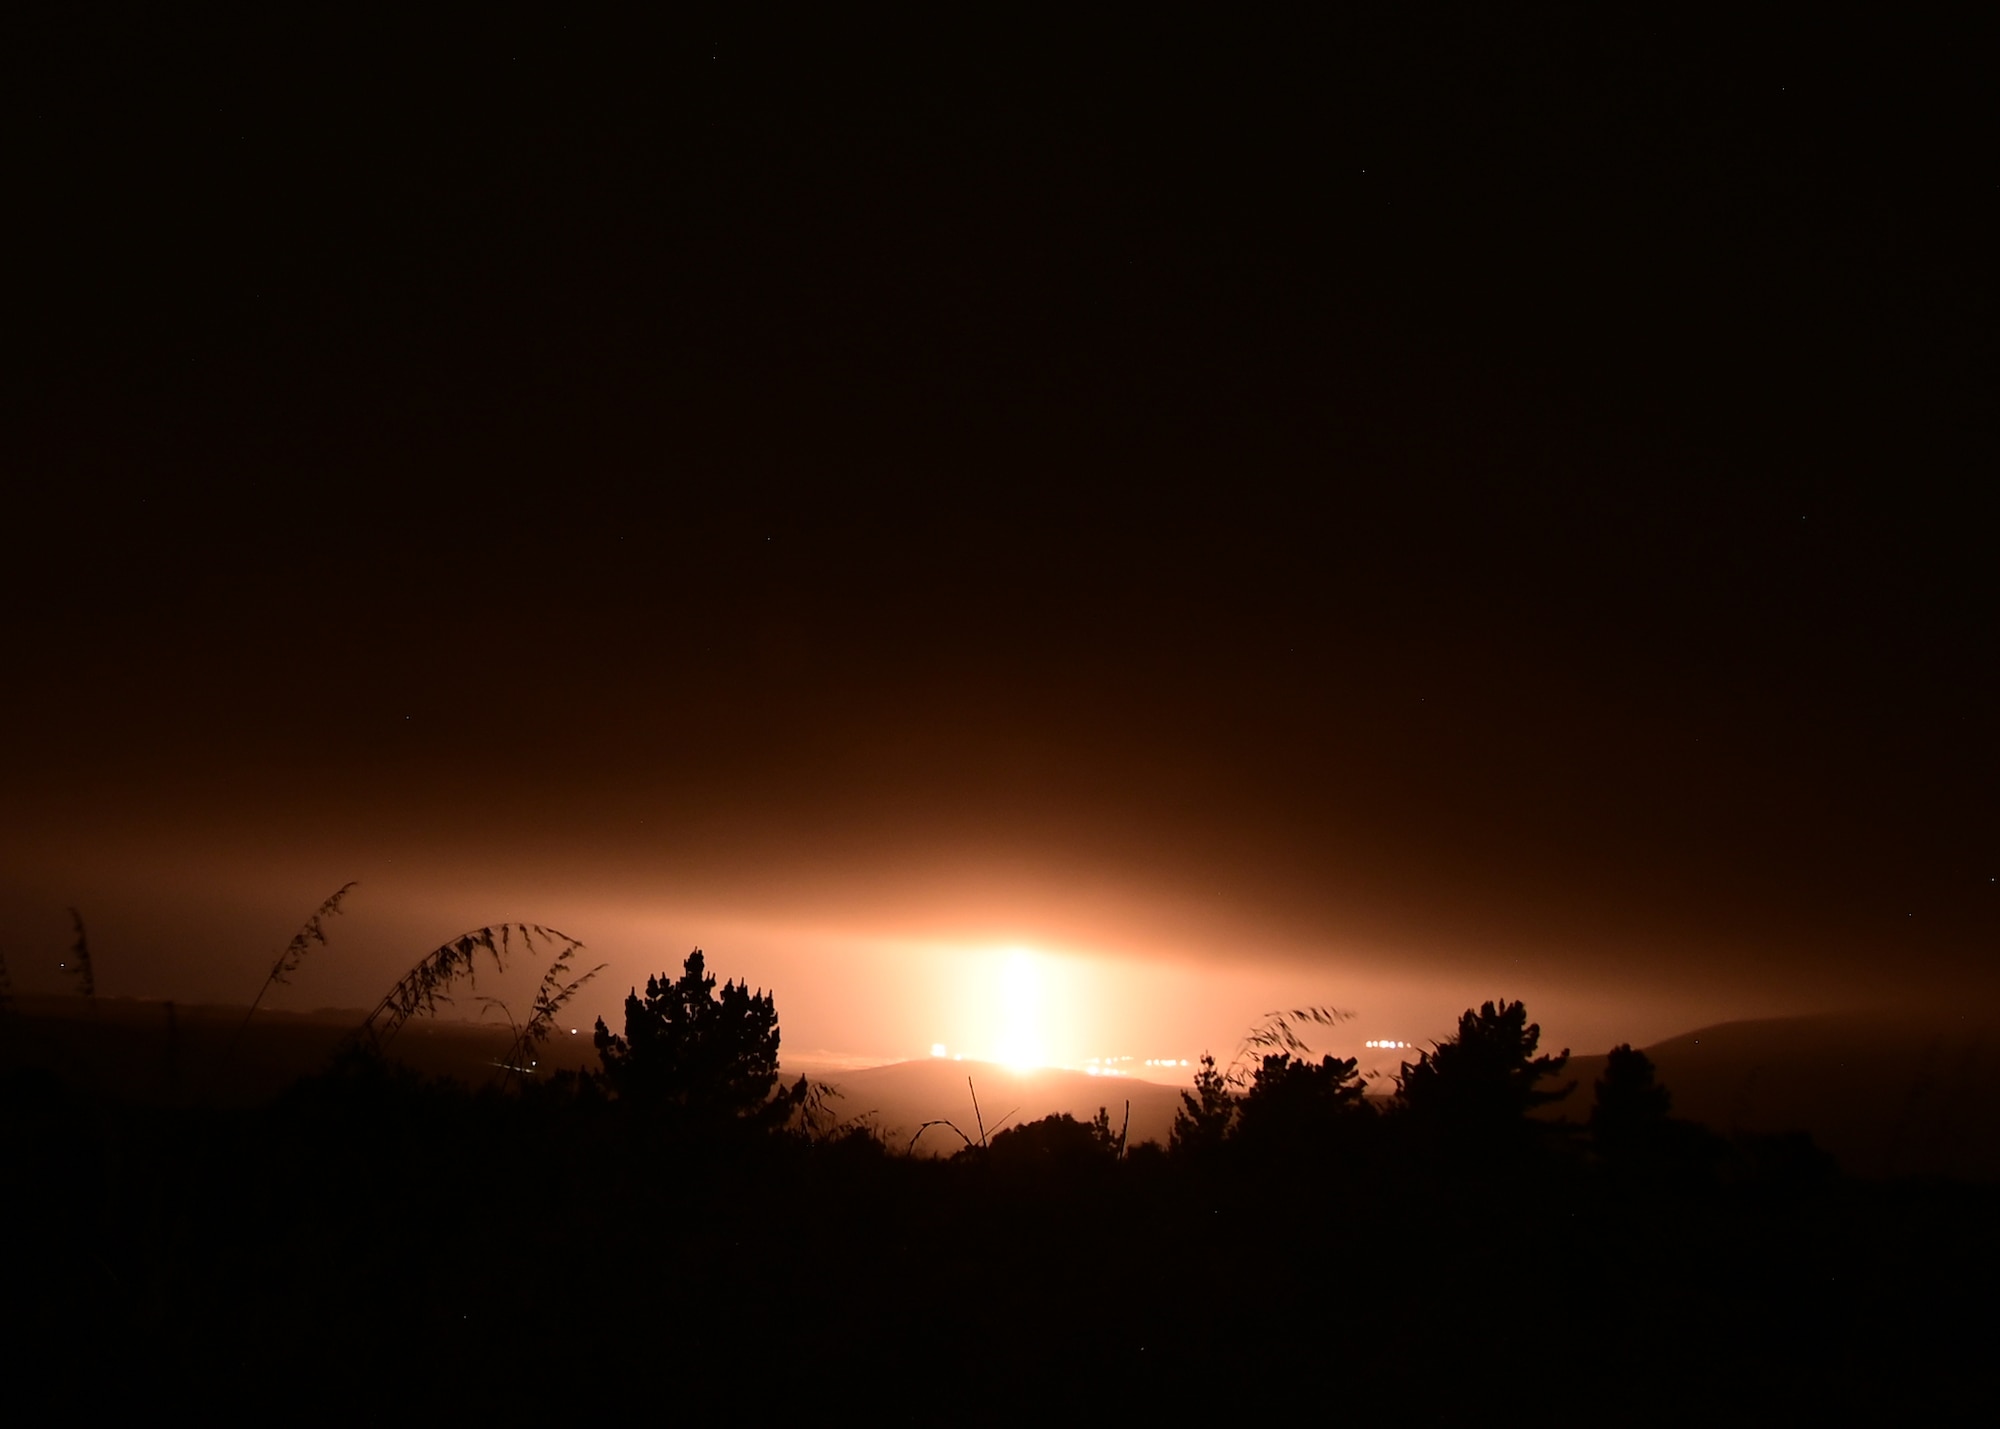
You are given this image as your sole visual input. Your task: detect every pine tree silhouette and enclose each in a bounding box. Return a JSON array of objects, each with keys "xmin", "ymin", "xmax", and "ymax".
[
  {"xmin": 1396, "ymin": 1000, "xmax": 1572, "ymax": 1144},
  {"xmin": 594, "ymin": 949, "xmax": 798, "ymax": 1125}
]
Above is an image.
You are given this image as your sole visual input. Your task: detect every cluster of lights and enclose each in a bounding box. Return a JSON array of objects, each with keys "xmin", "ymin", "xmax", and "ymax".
[
  {"xmin": 1363, "ymin": 1039, "xmax": 1414, "ymax": 1050},
  {"xmin": 1075, "ymin": 1056, "xmax": 1198, "ymax": 1076}
]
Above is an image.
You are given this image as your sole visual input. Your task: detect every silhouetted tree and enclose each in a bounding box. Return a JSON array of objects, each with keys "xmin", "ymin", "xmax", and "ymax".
[
  {"xmin": 1169, "ymin": 1052, "xmax": 1235, "ymax": 1157},
  {"xmin": 1232, "ymin": 1051, "xmax": 1370, "ymax": 1153},
  {"xmin": 593, "ymin": 949, "xmax": 801, "ymax": 1126},
  {"xmin": 1589, "ymin": 1043, "xmax": 1671, "ymax": 1154},
  {"xmin": 1396, "ymin": 1000, "xmax": 1572, "ymax": 1145},
  {"xmin": 63, "ymin": 908, "xmax": 95, "ymax": 1001},
  {"xmin": 1589, "ymin": 1043, "xmax": 1733, "ymax": 1185}
]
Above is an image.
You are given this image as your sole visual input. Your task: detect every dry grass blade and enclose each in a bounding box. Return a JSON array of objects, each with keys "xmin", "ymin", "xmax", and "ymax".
[
  {"xmin": 360, "ymin": 922, "xmax": 584, "ymax": 1048},
  {"xmin": 266, "ymin": 883, "xmax": 357, "ymax": 991},
  {"xmin": 224, "ymin": 883, "xmax": 357, "ymax": 1066},
  {"xmin": 518, "ymin": 942, "xmax": 607, "ymax": 1049},
  {"xmin": 909, "ymin": 1118, "xmax": 975, "ymax": 1155},
  {"xmin": 476, "ymin": 995, "xmax": 524, "ymax": 1045},
  {"xmin": 764, "ymin": 1076, "xmax": 856, "ymax": 1143},
  {"xmin": 495, "ymin": 942, "xmax": 606, "ymax": 1087},
  {"xmin": 791, "ymin": 1078, "xmax": 847, "ymax": 1141},
  {"xmin": 1227, "ymin": 1004, "xmax": 1355, "ymax": 1086}
]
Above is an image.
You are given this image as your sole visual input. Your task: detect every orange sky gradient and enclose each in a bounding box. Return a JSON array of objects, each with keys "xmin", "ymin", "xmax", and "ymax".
[
  {"xmin": 0, "ymin": 793, "xmax": 1921, "ymax": 1077},
  {"xmin": 5, "ymin": 9, "xmax": 1991, "ymax": 1079}
]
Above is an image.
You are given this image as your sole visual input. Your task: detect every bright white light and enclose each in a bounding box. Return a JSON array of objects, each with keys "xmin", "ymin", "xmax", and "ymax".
[
  {"xmin": 931, "ymin": 1043, "xmax": 948, "ymax": 1058},
  {"xmin": 995, "ymin": 947, "xmax": 1047, "ymax": 1070}
]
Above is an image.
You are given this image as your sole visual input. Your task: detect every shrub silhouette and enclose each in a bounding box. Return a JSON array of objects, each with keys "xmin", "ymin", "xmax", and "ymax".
[
  {"xmin": 1171, "ymin": 1008, "xmax": 1365, "ymax": 1163},
  {"xmin": 594, "ymin": 948, "xmax": 802, "ymax": 1126},
  {"xmin": 1588, "ymin": 1042, "xmax": 1728, "ymax": 1184},
  {"xmin": 982, "ymin": 1110, "xmax": 1121, "ymax": 1173},
  {"xmin": 1589, "ymin": 1043, "xmax": 1672, "ymax": 1150},
  {"xmin": 1396, "ymin": 999, "xmax": 1572, "ymax": 1143},
  {"xmin": 1232, "ymin": 1051, "xmax": 1370, "ymax": 1154}
]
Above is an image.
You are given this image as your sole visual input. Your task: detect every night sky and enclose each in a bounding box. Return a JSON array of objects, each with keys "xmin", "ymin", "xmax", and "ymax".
[{"xmin": 6, "ymin": 8, "xmax": 1993, "ymax": 1067}]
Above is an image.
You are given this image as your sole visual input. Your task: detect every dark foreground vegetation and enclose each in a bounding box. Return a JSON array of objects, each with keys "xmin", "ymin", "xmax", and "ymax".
[{"xmin": 5, "ymin": 945, "xmax": 1994, "ymax": 1420}]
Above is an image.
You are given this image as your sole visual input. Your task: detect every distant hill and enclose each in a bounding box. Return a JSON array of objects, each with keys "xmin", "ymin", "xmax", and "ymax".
[
  {"xmin": 1542, "ymin": 1012, "xmax": 2000, "ymax": 1180},
  {"xmin": 815, "ymin": 1058, "xmax": 1187, "ymax": 1153},
  {"xmin": 11, "ymin": 998, "xmax": 1997, "ymax": 1178},
  {"xmin": 818, "ymin": 1014, "xmax": 2000, "ymax": 1175}
]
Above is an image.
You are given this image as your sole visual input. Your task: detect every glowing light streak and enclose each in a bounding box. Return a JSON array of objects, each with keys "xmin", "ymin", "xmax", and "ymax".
[{"xmin": 996, "ymin": 947, "xmax": 1047, "ymax": 1069}]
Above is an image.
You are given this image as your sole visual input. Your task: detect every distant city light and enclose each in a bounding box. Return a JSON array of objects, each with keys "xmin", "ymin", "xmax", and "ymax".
[
  {"xmin": 1364, "ymin": 1039, "xmax": 1414, "ymax": 1049},
  {"xmin": 931, "ymin": 1043, "xmax": 948, "ymax": 1058}
]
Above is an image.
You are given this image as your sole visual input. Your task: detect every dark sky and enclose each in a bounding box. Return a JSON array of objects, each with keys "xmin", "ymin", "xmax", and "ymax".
[{"xmin": 5, "ymin": 7, "xmax": 1993, "ymax": 1065}]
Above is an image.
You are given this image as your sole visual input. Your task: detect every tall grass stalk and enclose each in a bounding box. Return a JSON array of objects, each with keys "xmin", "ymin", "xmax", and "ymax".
[
  {"xmin": 908, "ymin": 1118, "xmax": 974, "ymax": 1154},
  {"xmin": 223, "ymin": 882, "xmax": 357, "ymax": 1069},
  {"xmin": 357, "ymin": 922, "xmax": 586, "ymax": 1049},
  {"xmin": 482, "ymin": 940, "xmax": 607, "ymax": 1088},
  {"xmin": 1226, "ymin": 1005, "xmax": 1354, "ymax": 1088}
]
